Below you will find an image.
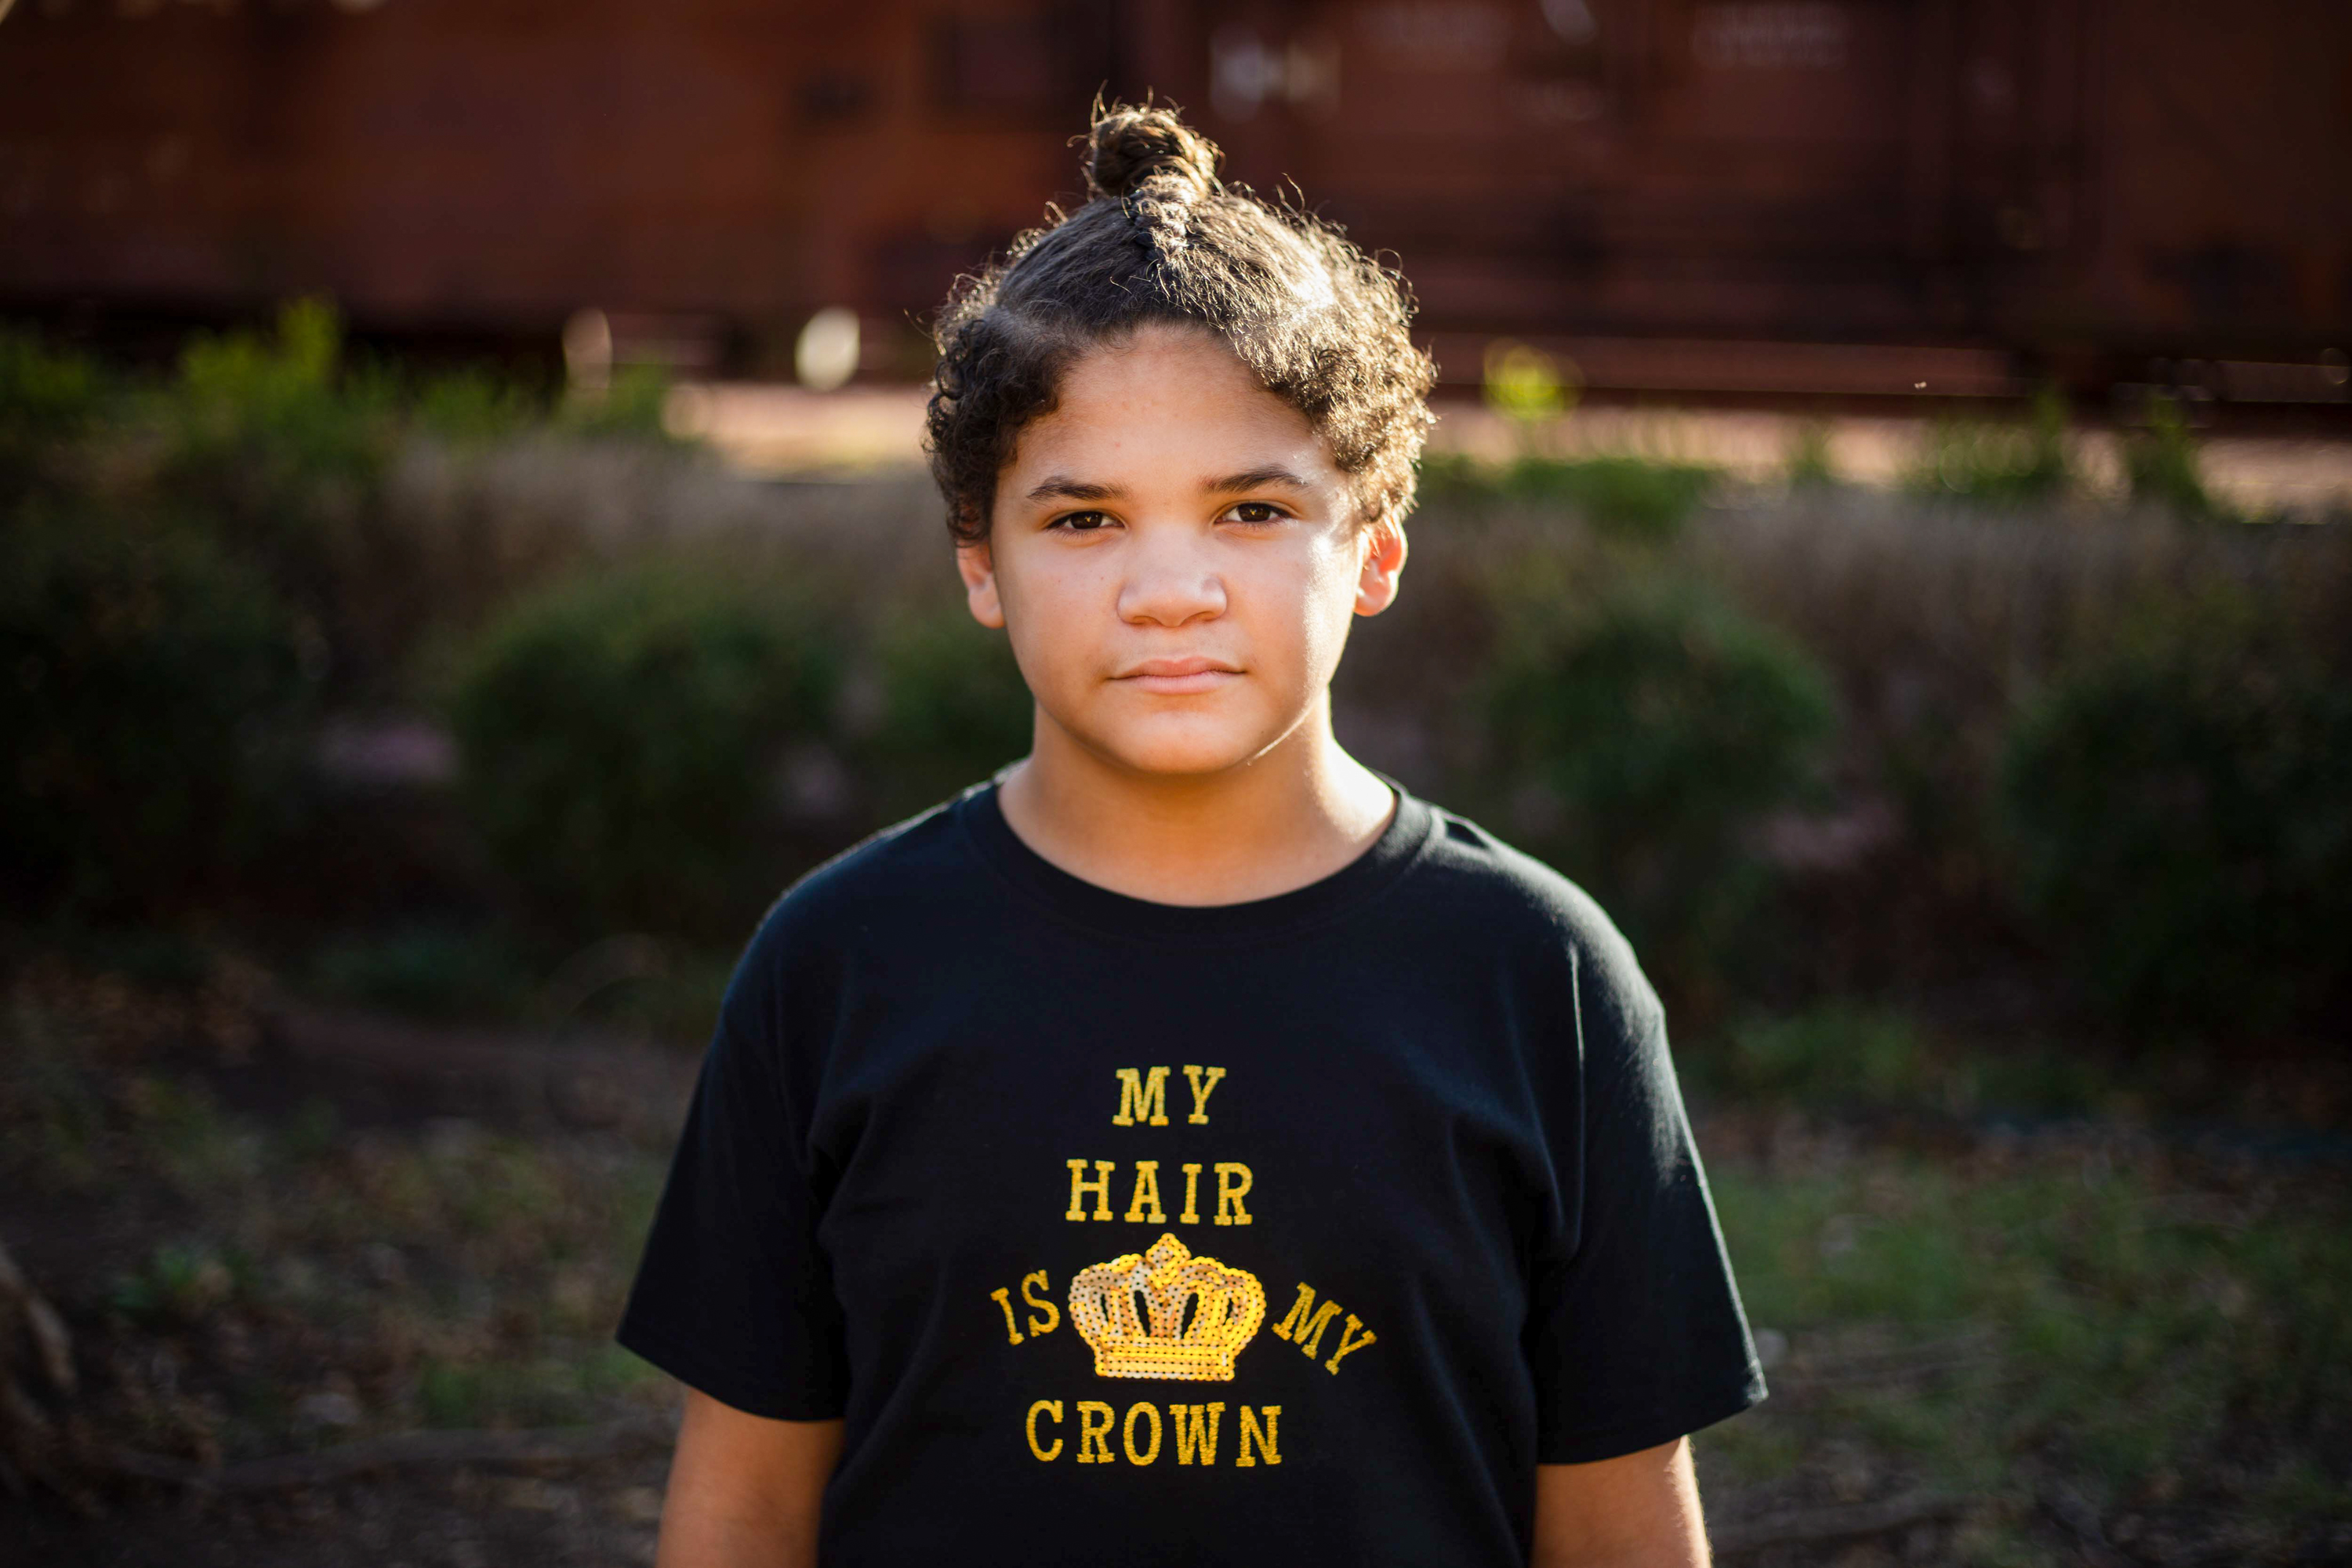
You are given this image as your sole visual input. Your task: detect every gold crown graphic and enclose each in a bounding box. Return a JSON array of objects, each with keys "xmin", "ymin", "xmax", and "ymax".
[{"xmin": 1068, "ymin": 1233, "xmax": 1266, "ymax": 1381}]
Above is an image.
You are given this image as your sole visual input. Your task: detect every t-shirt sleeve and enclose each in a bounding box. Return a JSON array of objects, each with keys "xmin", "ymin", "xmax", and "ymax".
[
  {"xmin": 1526, "ymin": 953, "xmax": 1765, "ymax": 1463},
  {"xmin": 615, "ymin": 930, "xmax": 848, "ymax": 1421}
]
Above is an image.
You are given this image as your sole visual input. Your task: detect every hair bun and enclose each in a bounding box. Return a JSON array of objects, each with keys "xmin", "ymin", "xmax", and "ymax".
[{"xmin": 1083, "ymin": 103, "xmax": 1221, "ymax": 203}]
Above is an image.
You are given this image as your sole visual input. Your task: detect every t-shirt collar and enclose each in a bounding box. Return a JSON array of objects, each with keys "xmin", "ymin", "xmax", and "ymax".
[{"xmin": 954, "ymin": 771, "xmax": 1436, "ymax": 946}]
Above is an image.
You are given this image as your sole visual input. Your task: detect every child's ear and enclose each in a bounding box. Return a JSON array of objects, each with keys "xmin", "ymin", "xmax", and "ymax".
[
  {"xmin": 956, "ymin": 540, "xmax": 1007, "ymax": 629},
  {"xmin": 1353, "ymin": 517, "xmax": 1407, "ymax": 618}
]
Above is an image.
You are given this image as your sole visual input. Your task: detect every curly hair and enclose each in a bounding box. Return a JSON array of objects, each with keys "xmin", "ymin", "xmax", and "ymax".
[{"xmin": 925, "ymin": 102, "xmax": 1436, "ymax": 546}]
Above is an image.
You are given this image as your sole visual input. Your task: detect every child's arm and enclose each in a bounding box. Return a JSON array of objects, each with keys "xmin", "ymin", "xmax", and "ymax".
[
  {"xmin": 1531, "ymin": 1438, "xmax": 1711, "ymax": 1568},
  {"xmin": 654, "ymin": 1389, "xmax": 843, "ymax": 1568}
]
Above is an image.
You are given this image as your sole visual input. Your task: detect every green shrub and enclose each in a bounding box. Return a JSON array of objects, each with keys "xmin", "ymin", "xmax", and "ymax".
[
  {"xmin": 1411, "ymin": 450, "xmax": 1487, "ymax": 497},
  {"xmin": 2122, "ymin": 394, "xmax": 2227, "ymax": 521},
  {"xmin": 307, "ymin": 924, "xmax": 540, "ymax": 1023},
  {"xmin": 0, "ymin": 505, "xmax": 312, "ymax": 913},
  {"xmin": 1518, "ymin": 455, "xmax": 1717, "ymax": 538},
  {"xmin": 0, "ymin": 329, "xmax": 108, "ymax": 499},
  {"xmin": 557, "ymin": 364, "xmax": 681, "ymax": 445},
  {"xmin": 1784, "ymin": 421, "xmax": 1838, "ymax": 489},
  {"xmin": 1910, "ymin": 385, "xmax": 2071, "ymax": 506},
  {"xmin": 860, "ymin": 610, "xmax": 1033, "ymax": 818},
  {"xmin": 1481, "ymin": 339, "xmax": 1576, "ymax": 424},
  {"xmin": 1999, "ymin": 641, "xmax": 2352, "ymax": 1035},
  {"xmin": 158, "ymin": 299, "xmax": 412, "ymax": 696},
  {"xmin": 1689, "ymin": 1004, "xmax": 2165, "ymax": 1117},
  {"xmin": 445, "ymin": 561, "xmax": 836, "ymax": 937},
  {"xmin": 413, "ymin": 365, "xmax": 545, "ymax": 446},
  {"xmin": 1418, "ymin": 452, "xmax": 1716, "ymax": 538},
  {"xmin": 1710, "ymin": 1003, "xmax": 1939, "ymax": 1107},
  {"xmin": 1484, "ymin": 578, "xmax": 1838, "ymax": 1002},
  {"xmin": 165, "ymin": 298, "xmax": 395, "ymax": 513},
  {"xmin": 156, "ymin": 303, "xmax": 684, "ymax": 699}
]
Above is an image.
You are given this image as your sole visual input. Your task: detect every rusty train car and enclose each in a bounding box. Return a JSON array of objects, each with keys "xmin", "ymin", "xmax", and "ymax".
[{"xmin": 1, "ymin": 0, "xmax": 2345, "ymax": 405}]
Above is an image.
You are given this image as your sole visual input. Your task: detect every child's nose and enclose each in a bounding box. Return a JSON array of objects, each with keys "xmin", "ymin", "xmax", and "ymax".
[{"xmin": 1116, "ymin": 534, "xmax": 1227, "ymax": 628}]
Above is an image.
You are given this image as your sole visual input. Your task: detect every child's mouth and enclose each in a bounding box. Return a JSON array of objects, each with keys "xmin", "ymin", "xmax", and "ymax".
[{"xmin": 1119, "ymin": 656, "xmax": 1241, "ymax": 694}]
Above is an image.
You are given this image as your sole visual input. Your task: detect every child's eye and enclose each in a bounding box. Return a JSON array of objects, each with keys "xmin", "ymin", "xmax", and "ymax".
[
  {"xmin": 1049, "ymin": 510, "xmax": 1115, "ymax": 532},
  {"xmin": 1221, "ymin": 501, "xmax": 1287, "ymax": 525}
]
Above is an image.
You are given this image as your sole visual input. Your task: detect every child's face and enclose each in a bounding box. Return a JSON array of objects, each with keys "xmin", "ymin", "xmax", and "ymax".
[{"xmin": 960, "ymin": 323, "xmax": 1405, "ymax": 779}]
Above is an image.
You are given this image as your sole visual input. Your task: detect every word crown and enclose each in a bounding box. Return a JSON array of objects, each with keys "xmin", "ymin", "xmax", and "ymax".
[{"xmin": 1069, "ymin": 1234, "xmax": 1265, "ymax": 1382}]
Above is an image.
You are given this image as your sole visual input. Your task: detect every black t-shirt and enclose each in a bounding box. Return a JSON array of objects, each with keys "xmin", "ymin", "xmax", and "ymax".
[{"xmin": 619, "ymin": 779, "xmax": 1764, "ymax": 1566}]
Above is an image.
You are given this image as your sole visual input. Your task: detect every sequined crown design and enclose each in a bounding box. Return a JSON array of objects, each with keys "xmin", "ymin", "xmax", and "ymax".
[{"xmin": 1068, "ymin": 1233, "xmax": 1266, "ymax": 1381}]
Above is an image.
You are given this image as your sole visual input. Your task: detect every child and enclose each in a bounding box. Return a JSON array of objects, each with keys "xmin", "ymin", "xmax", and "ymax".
[{"xmin": 619, "ymin": 103, "xmax": 1763, "ymax": 1567}]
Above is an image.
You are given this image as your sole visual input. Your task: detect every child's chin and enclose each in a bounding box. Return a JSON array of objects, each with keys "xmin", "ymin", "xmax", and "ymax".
[{"xmin": 1096, "ymin": 724, "xmax": 1279, "ymax": 779}]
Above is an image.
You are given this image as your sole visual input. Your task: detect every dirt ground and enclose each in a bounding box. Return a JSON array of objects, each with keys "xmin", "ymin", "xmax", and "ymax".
[
  {"xmin": 0, "ymin": 979, "xmax": 692, "ymax": 1568},
  {"xmin": 5, "ymin": 1460, "xmax": 676, "ymax": 1568}
]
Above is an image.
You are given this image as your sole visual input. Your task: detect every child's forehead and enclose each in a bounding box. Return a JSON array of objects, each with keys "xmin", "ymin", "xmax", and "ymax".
[
  {"xmin": 1011, "ymin": 336, "xmax": 1339, "ymax": 484},
  {"xmin": 1060, "ymin": 321, "xmax": 1258, "ymax": 391}
]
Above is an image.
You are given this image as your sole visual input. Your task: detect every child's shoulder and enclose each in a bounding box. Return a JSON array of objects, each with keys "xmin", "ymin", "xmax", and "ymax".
[
  {"xmin": 748, "ymin": 786, "xmax": 985, "ymax": 949},
  {"xmin": 1403, "ymin": 797, "xmax": 1665, "ymax": 1033}
]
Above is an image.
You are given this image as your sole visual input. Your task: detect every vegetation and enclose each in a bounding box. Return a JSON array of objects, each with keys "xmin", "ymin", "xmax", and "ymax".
[
  {"xmin": 1682, "ymin": 1000, "xmax": 2241, "ymax": 1123},
  {"xmin": 6, "ymin": 959, "xmax": 2345, "ymax": 1565},
  {"xmin": 0, "ymin": 507, "xmax": 312, "ymax": 916},
  {"xmin": 1482, "ymin": 339, "xmax": 1577, "ymax": 425},
  {"xmin": 2000, "ymin": 629, "xmax": 2352, "ymax": 1036},
  {"xmin": 0, "ymin": 965, "xmax": 668, "ymax": 1480},
  {"xmin": 859, "ymin": 609, "xmax": 1034, "ymax": 822},
  {"xmin": 1484, "ymin": 576, "xmax": 1838, "ymax": 1008},
  {"xmin": 8, "ymin": 305, "xmax": 679, "ymax": 703},
  {"xmin": 3, "ymin": 307, "xmax": 729, "ymax": 917},
  {"xmin": 0, "ymin": 328, "xmax": 108, "ymax": 499},
  {"xmin": 8, "ymin": 299, "xmax": 2349, "ymax": 1563},
  {"xmin": 1421, "ymin": 450, "xmax": 1719, "ymax": 538},
  {"xmin": 1703, "ymin": 1130, "xmax": 2352, "ymax": 1565},
  {"xmin": 304, "ymin": 924, "xmax": 543, "ymax": 1025},
  {"xmin": 1703, "ymin": 1003, "xmax": 1949, "ymax": 1110},
  {"xmin": 2122, "ymin": 394, "xmax": 2228, "ymax": 521},
  {"xmin": 1907, "ymin": 387, "xmax": 2073, "ymax": 507},
  {"xmin": 1784, "ymin": 421, "xmax": 1838, "ymax": 490},
  {"xmin": 555, "ymin": 364, "xmax": 681, "ymax": 446},
  {"xmin": 444, "ymin": 561, "xmax": 837, "ymax": 939},
  {"xmin": 5, "ymin": 303, "xmax": 2347, "ymax": 1042}
]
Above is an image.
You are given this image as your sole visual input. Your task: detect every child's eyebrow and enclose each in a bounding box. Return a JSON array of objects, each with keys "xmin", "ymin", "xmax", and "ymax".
[
  {"xmin": 1204, "ymin": 465, "xmax": 1313, "ymax": 494},
  {"xmin": 1027, "ymin": 476, "xmax": 1124, "ymax": 503}
]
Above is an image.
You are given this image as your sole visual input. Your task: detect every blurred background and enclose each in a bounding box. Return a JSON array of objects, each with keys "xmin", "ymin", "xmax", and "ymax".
[{"xmin": 2, "ymin": 2, "xmax": 2347, "ymax": 1564}]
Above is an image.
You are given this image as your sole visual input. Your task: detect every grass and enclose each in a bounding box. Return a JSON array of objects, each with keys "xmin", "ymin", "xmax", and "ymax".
[
  {"xmin": 1698, "ymin": 1127, "xmax": 2352, "ymax": 1563},
  {"xmin": 1686, "ymin": 1004, "xmax": 2156, "ymax": 1121},
  {"xmin": 1, "ymin": 961, "xmax": 672, "ymax": 1471},
  {"xmin": 299, "ymin": 923, "xmax": 736, "ymax": 1045},
  {"xmin": 305, "ymin": 924, "xmax": 542, "ymax": 1025},
  {"xmin": 1691, "ymin": 989, "xmax": 2352, "ymax": 1129}
]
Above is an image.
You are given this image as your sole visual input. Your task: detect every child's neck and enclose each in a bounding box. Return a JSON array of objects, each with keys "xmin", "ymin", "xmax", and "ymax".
[{"xmin": 994, "ymin": 706, "xmax": 1396, "ymax": 907}]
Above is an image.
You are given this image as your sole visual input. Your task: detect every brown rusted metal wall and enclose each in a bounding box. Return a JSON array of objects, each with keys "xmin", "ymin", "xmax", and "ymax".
[
  {"xmin": 2, "ymin": 0, "xmax": 2344, "ymax": 383},
  {"xmin": 3, "ymin": 2, "xmax": 811, "ymax": 325}
]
